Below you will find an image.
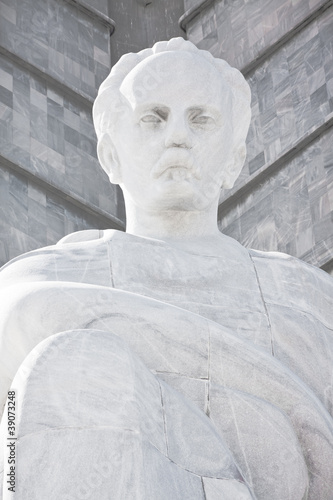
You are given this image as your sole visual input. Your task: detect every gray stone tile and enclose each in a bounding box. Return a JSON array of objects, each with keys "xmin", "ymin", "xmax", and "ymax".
[
  {"xmin": 30, "ymin": 104, "xmax": 48, "ymax": 144},
  {"xmin": 64, "ymin": 124, "xmax": 80, "ymax": 148},
  {"xmin": 249, "ymin": 151, "xmax": 265, "ymax": 175},
  {"xmin": 0, "ymin": 85, "xmax": 12, "ymax": 108},
  {"xmin": 310, "ymin": 83, "xmax": 329, "ymax": 109},
  {"xmin": 47, "ymin": 97, "xmax": 64, "ymax": 119}
]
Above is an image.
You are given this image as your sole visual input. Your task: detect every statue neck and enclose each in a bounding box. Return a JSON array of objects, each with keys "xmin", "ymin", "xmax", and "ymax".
[{"xmin": 124, "ymin": 200, "xmax": 221, "ymax": 246}]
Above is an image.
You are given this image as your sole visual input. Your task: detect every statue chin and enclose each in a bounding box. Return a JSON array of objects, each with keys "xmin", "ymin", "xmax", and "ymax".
[{"xmin": 0, "ymin": 37, "xmax": 332, "ymax": 500}]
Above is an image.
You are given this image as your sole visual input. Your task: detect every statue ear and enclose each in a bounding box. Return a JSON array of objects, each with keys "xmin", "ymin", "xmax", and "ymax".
[
  {"xmin": 223, "ymin": 144, "xmax": 246, "ymax": 189},
  {"xmin": 97, "ymin": 132, "xmax": 122, "ymax": 185}
]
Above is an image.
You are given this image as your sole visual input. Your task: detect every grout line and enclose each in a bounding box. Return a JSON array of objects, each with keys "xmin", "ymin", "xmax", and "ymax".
[
  {"xmin": 201, "ymin": 477, "xmax": 207, "ymax": 500},
  {"xmin": 157, "ymin": 380, "xmax": 169, "ymax": 457}
]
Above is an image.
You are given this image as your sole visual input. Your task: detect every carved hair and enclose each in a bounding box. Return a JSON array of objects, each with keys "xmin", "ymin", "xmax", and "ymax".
[{"xmin": 93, "ymin": 37, "xmax": 250, "ymax": 138}]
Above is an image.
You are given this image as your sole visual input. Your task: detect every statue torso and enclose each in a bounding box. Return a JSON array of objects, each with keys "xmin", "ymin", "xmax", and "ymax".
[{"xmin": 1, "ymin": 228, "xmax": 332, "ymax": 409}]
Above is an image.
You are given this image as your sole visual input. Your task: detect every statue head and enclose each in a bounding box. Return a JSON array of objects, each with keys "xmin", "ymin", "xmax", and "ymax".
[{"xmin": 93, "ymin": 38, "xmax": 251, "ymax": 213}]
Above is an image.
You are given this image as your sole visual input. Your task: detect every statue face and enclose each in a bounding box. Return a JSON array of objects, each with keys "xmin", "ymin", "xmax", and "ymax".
[{"xmin": 111, "ymin": 52, "xmax": 235, "ymax": 212}]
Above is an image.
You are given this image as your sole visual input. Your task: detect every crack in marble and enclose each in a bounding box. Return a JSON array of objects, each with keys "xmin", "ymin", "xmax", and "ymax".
[{"xmin": 248, "ymin": 252, "xmax": 274, "ymax": 356}]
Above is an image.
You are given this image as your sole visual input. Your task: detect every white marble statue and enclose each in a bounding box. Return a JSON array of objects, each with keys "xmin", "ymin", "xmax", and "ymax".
[{"xmin": 0, "ymin": 38, "xmax": 333, "ymax": 499}]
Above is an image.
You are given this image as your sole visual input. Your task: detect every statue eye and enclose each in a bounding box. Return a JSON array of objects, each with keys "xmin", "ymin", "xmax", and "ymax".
[
  {"xmin": 191, "ymin": 115, "xmax": 215, "ymax": 126},
  {"xmin": 140, "ymin": 114, "xmax": 162, "ymax": 124}
]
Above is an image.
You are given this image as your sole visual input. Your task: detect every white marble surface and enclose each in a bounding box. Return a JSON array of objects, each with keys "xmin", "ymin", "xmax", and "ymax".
[
  {"xmin": 0, "ymin": 38, "xmax": 333, "ymax": 499},
  {"xmin": 0, "ymin": 330, "xmax": 253, "ymax": 499},
  {"xmin": 0, "ymin": 230, "xmax": 332, "ymax": 498}
]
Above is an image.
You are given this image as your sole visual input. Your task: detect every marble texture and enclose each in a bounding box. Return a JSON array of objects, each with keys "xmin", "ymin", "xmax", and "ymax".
[
  {"xmin": 0, "ymin": 53, "xmax": 120, "ymax": 218},
  {"xmin": 219, "ymin": 128, "xmax": 333, "ymax": 268},
  {"xmin": 0, "ymin": 53, "xmax": 124, "ymax": 268},
  {"xmin": 0, "ymin": 0, "xmax": 111, "ymax": 99},
  {"xmin": 0, "ymin": 330, "xmax": 253, "ymax": 499},
  {"xmin": 241, "ymin": 6, "xmax": 333, "ymax": 172},
  {"xmin": 0, "ymin": 164, "xmax": 123, "ymax": 267},
  {"xmin": 0, "ymin": 0, "xmax": 125, "ymax": 269},
  {"xmin": 0, "ymin": 38, "xmax": 333, "ymax": 499},
  {"xmin": 185, "ymin": 0, "xmax": 328, "ymax": 72},
  {"xmin": 0, "ymin": 230, "xmax": 333, "ymax": 498},
  {"xmin": 186, "ymin": 0, "xmax": 333, "ymax": 272}
]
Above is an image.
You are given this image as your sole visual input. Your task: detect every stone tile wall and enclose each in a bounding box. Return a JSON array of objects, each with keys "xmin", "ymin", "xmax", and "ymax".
[
  {"xmin": 0, "ymin": 0, "xmax": 111, "ymax": 99},
  {"xmin": 0, "ymin": 163, "xmax": 112, "ymax": 263},
  {"xmin": 219, "ymin": 128, "xmax": 333, "ymax": 270},
  {"xmin": 0, "ymin": 53, "xmax": 122, "ymax": 216},
  {"xmin": 0, "ymin": 0, "xmax": 125, "ymax": 267},
  {"xmin": 185, "ymin": 0, "xmax": 328, "ymax": 71},
  {"xmin": 185, "ymin": 0, "xmax": 333, "ymax": 272},
  {"xmin": 243, "ymin": 7, "xmax": 333, "ymax": 173}
]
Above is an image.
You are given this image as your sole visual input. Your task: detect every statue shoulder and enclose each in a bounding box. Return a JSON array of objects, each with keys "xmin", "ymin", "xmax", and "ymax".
[
  {"xmin": 249, "ymin": 248, "xmax": 333, "ymax": 326},
  {"xmin": 56, "ymin": 229, "xmax": 106, "ymax": 245},
  {"xmin": 249, "ymin": 248, "xmax": 331, "ymax": 281},
  {"xmin": 0, "ymin": 229, "xmax": 120, "ymax": 288}
]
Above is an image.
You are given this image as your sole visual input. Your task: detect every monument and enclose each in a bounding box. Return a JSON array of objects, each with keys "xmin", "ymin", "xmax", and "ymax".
[{"xmin": 0, "ymin": 37, "xmax": 332, "ymax": 499}]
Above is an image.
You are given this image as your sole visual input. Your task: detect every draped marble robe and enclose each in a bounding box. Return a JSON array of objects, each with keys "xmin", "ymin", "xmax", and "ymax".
[{"xmin": 0, "ymin": 228, "xmax": 332, "ymax": 499}]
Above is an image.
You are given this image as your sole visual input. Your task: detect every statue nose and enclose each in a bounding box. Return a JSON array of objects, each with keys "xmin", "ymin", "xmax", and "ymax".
[
  {"xmin": 168, "ymin": 140, "xmax": 190, "ymax": 149},
  {"xmin": 164, "ymin": 119, "xmax": 192, "ymax": 149}
]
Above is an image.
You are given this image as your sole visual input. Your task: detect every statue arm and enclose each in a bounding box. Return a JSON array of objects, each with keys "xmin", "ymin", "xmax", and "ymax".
[
  {"xmin": 0, "ymin": 273, "xmax": 331, "ymax": 498},
  {"xmin": 0, "ymin": 247, "xmax": 63, "ymax": 288}
]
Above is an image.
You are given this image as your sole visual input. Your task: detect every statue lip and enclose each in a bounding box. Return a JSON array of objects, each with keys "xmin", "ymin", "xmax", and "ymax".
[{"xmin": 152, "ymin": 149, "xmax": 200, "ymax": 180}]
